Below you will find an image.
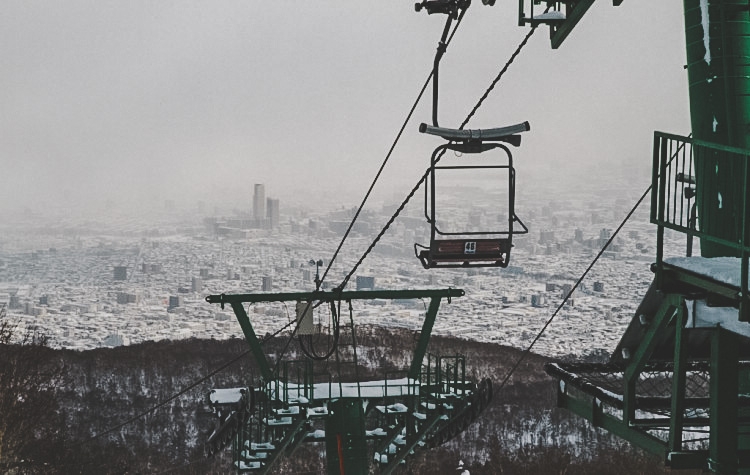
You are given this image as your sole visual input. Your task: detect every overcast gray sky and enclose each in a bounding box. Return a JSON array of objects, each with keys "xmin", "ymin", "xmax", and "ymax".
[{"xmin": 1, "ymin": 1, "xmax": 688, "ymax": 216}]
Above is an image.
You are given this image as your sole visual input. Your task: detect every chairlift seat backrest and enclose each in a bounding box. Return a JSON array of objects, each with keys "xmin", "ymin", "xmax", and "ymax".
[
  {"xmin": 414, "ymin": 129, "xmax": 528, "ymax": 269},
  {"xmin": 416, "ymin": 238, "xmax": 512, "ymax": 269}
]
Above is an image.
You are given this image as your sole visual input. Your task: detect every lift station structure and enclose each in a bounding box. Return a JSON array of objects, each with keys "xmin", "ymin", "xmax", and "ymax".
[
  {"xmin": 536, "ymin": 1, "xmax": 750, "ymax": 474},
  {"xmin": 204, "ymin": 289, "xmax": 492, "ymax": 474}
]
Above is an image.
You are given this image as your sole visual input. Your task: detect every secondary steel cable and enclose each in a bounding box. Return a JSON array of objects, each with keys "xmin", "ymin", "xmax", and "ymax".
[
  {"xmin": 75, "ymin": 316, "xmax": 297, "ymax": 446},
  {"xmin": 492, "ymin": 136, "xmax": 691, "ymax": 396},
  {"xmin": 495, "ymin": 183, "xmax": 652, "ymax": 393}
]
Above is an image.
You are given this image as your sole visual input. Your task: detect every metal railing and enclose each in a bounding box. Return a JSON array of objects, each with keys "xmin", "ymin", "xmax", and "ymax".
[
  {"xmin": 652, "ymin": 131, "xmax": 750, "ymax": 318},
  {"xmin": 422, "ymin": 353, "xmax": 467, "ymax": 397},
  {"xmin": 653, "ymin": 131, "xmax": 750, "ymax": 254}
]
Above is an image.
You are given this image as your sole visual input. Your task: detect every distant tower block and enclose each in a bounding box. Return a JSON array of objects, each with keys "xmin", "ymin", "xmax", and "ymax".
[
  {"xmin": 262, "ymin": 276, "xmax": 273, "ymax": 292},
  {"xmin": 356, "ymin": 276, "xmax": 375, "ymax": 290},
  {"xmin": 113, "ymin": 266, "xmax": 127, "ymax": 281},
  {"xmin": 192, "ymin": 277, "xmax": 203, "ymax": 292},
  {"xmin": 561, "ymin": 283, "xmax": 573, "ymax": 298},
  {"xmin": 168, "ymin": 296, "xmax": 183, "ymax": 309},
  {"xmin": 267, "ymin": 198, "xmax": 280, "ymax": 228},
  {"xmin": 253, "ymin": 184, "xmax": 266, "ymax": 224},
  {"xmin": 574, "ymin": 229, "xmax": 584, "ymax": 242},
  {"xmin": 593, "ymin": 281, "xmax": 604, "ymax": 292},
  {"xmin": 539, "ymin": 230, "xmax": 555, "ymax": 244},
  {"xmin": 531, "ymin": 294, "xmax": 545, "ymax": 307}
]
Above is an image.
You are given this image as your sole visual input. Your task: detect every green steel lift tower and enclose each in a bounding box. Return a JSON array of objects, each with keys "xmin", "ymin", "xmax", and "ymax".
[
  {"xmin": 204, "ymin": 289, "xmax": 492, "ymax": 474},
  {"xmin": 526, "ymin": 1, "xmax": 750, "ymax": 474}
]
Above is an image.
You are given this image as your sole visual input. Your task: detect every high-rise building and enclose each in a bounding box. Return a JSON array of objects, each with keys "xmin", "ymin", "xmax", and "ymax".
[
  {"xmin": 253, "ymin": 184, "xmax": 266, "ymax": 224},
  {"xmin": 116, "ymin": 292, "xmax": 139, "ymax": 304},
  {"xmin": 113, "ymin": 266, "xmax": 127, "ymax": 281},
  {"xmin": 168, "ymin": 296, "xmax": 183, "ymax": 309},
  {"xmin": 192, "ymin": 277, "xmax": 203, "ymax": 292},
  {"xmin": 267, "ymin": 198, "xmax": 280, "ymax": 228},
  {"xmin": 262, "ymin": 276, "xmax": 273, "ymax": 291},
  {"xmin": 356, "ymin": 276, "xmax": 375, "ymax": 290}
]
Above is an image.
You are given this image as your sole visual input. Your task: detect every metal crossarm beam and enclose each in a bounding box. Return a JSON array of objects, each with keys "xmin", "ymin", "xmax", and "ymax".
[{"xmin": 207, "ymin": 288, "xmax": 464, "ymax": 306}]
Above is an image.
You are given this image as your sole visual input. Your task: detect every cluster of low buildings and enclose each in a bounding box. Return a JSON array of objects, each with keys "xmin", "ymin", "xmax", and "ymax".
[{"xmin": 0, "ymin": 169, "xmax": 688, "ymax": 358}]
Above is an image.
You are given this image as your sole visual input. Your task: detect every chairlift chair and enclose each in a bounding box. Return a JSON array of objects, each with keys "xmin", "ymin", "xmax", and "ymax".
[{"xmin": 415, "ymin": 122, "xmax": 529, "ymax": 269}]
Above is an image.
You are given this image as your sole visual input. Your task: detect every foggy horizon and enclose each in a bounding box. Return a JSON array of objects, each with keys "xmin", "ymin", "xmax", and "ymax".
[{"xmin": 3, "ymin": 1, "xmax": 688, "ymax": 219}]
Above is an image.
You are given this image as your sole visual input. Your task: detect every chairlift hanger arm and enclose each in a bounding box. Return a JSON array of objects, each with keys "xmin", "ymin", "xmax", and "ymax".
[
  {"xmin": 420, "ymin": 121, "xmax": 530, "ymax": 146},
  {"xmin": 415, "ymin": 0, "xmax": 471, "ymax": 127}
]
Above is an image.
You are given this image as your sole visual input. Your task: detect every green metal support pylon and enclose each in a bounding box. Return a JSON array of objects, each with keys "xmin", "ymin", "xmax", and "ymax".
[{"xmin": 683, "ymin": 0, "xmax": 750, "ymax": 257}]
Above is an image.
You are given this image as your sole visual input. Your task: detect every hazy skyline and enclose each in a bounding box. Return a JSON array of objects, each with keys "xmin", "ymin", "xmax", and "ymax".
[{"xmin": 2, "ymin": 1, "xmax": 689, "ymax": 216}]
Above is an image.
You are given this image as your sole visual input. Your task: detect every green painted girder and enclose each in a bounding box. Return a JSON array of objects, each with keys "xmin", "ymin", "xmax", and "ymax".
[
  {"xmin": 409, "ymin": 297, "xmax": 442, "ymax": 380},
  {"xmin": 207, "ymin": 288, "xmax": 464, "ymax": 383},
  {"xmin": 206, "ymin": 288, "xmax": 465, "ymax": 306},
  {"xmin": 670, "ymin": 306, "xmax": 688, "ymax": 453},
  {"xmin": 557, "ymin": 389, "xmax": 667, "ymax": 457},
  {"xmin": 709, "ymin": 327, "xmax": 740, "ymax": 474},
  {"xmin": 661, "ymin": 261, "xmax": 745, "ymax": 303},
  {"xmin": 557, "ymin": 391, "xmax": 750, "ymax": 470},
  {"xmin": 682, "ymin": 0, "xmax": 750, "ymax": 257},
  {"xmin": 624, "ymin": 294, "xmax": 683, "ymax": 424},
  {"xmin": 518, "ymin": 0, "xmax": 625, "ymax": 49},
  {"xmin": 231, "ymin": 302, "xmax": 273, "ymax": 381},
  {"xmin": 550, "ymin": 0, "xmax": 595, "ymax": 49}
]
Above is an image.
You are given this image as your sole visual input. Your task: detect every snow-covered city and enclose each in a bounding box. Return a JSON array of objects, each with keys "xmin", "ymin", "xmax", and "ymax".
[{"xmin": 0, "ymin": 167, "xmax": 682, "ymax": 359}]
